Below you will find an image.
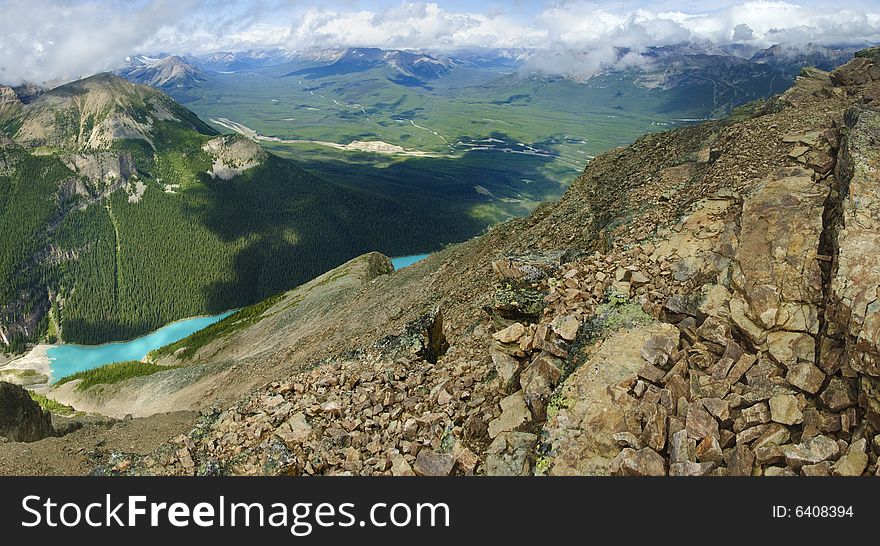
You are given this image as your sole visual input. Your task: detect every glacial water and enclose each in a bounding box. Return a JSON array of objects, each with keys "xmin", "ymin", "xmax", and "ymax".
[
  {"xmin": 391, "ymin": 254, "xmax": 430, "ymax": 269},
  {"xmin": 47, "ymin": 311, "xmax": 235, "ymax": 380}
]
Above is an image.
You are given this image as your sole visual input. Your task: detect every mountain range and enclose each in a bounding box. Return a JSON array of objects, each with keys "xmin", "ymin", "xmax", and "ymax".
[{"xmin": 121, "ymin": 42, "xmax": 866, "ymax": 96}]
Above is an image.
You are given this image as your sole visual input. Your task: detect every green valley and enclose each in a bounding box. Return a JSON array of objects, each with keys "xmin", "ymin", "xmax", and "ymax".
[{"xmin": 164, "ymin": 49, "xmax": 793, "ymax": 224}]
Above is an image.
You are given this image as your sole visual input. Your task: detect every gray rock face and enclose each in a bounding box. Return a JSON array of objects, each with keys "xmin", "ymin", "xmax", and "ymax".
[
  {"xmin": 0, "ymin": 381, "xmax": 54, "ymax": 442},
  {"xmin": 486, "ymin": 432, "xmax": 537, "ymax": 476}
]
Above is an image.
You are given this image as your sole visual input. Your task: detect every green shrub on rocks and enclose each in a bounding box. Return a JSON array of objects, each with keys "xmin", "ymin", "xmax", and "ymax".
[
  {"xmin": 55, "ymin": 361, "xmax": 180, "ymax": 391},
  {"xmin": 28, "ymin": 391, "xmax": 74, "ymax": 415}
]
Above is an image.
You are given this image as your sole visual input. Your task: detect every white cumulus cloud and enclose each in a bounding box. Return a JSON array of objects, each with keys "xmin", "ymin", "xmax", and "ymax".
[{"xmin": 0, "ymin": 1, "xmax": 878, "ymax": 86}]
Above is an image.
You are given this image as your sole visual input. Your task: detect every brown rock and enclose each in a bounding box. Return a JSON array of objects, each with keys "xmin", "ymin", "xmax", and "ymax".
[
  {"xmin": 786, "ymin": 363, "xmax": 826, "ymax": 394},
  {"xmin": 274, "ymin": 412, "xmax": 313, "ymax": 448},
  {"xmin": 612, "ymin": 432, "xmax": 643, "ymax": 449},
  {"xmin": 640, "ymin": 405, "xmax": 667, "ymax": 452},
  {"xmin": 737, "ymin": 424, "xmax": 771, "ymax": 446},
  {"xmin": 453, "ymin": 442, "xmax": 479, "ymax": 476},
  {"xmin": 697, "ymin": 317, "xmax": 731, "ymax": 346},
  {"xmin": 669, "ymin": 461, "xmax": 714, "ymax": 476},
  {"xmin": 488, "ymin": 391, "xmax": 532, "ymax": 438},
  {"xmin": 637, "ymin": 363, "xmax": 666, "ymax": 384},
  {"xmin": 819, "ymin": 376, "xmax": 857, "ymax": 411},
  {"xmin": 801, "ymin": 461, "xmax": 830, "ymax": 476},
  {"xmin": 740, "ymin": 402, "xmax": 771, "ymax": 428},
  {"xmin": 640, "ymin": 326, "xmax": 680, "ymax": 366},
  {"xmin": 702, "ymin": 397, "xmax": 731, "ymax": 423},
  {"xmin": 726, "ymin": 353, "xmax": 757, "ymax": 384},
  {"xmin": 782, "ymin": 435, "xmax": 839, "ymax": 469},
  {"xmin": 551, "ymin": 315, "xmax": 581, "ymax": 341},
  {"xmin": 695, "ymin": 435, "xmax": 723, "ymax": 463},
  {"xmin": 542, "ymin": 324, "xmax": 670, "ymax": 475},
  {"xmin": 725, "ymin": 445, "xmax": 755, "ymax": 476},
  {"xmin": 686, "ymin": 402, "xmax": 719, "ymax": 441},
  {"xmin": 413, "ymin": 449, "xmax": 456, "ymax": 476},
  {"xmin": 764, "ymin": 467, "xmax": 797, "ymax": 477},
  {"xmin": 491, "ymin": 347, "xmax": 523, "ymax": 394},
  {"xmin": 769, "ymin": 394, "xmax": 803, "ymax": 425},
  {"xmin": 610, "ymin": 447, "xmax": 666, "ymax": 476},
  {"xmin": 493, "ymin": 322, "xmax": 526, "ymax": 343},
  {"xmin": 669, "ymin": 429, "xmax": 691, "ymax": 463},
  {"xmin": 818, "ymin": 411, "xmax": 842, "ymax": 434},
  {"xmin": 752, "ymin": 423, "xmax": 791, "ymax": 450},
  {"xmin": 830, "ymin": 438, "xmax": 868, "ymax": 476},
  {"xmin": 390, "ymin": 454, "xmax": 416, "ymax": 476},
  {"xmin": 755, "ymin": 445, "xmax": 785, "ymax": 465},
  {"xmin": 519, "ymin": 354, "xmax": 563, "ymax": 420}
]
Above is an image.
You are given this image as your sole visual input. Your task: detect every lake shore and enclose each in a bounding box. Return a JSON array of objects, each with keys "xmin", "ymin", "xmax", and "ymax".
[{"xmin": 0, "ymin": 344, "xmax": 52, "ymax": 389}]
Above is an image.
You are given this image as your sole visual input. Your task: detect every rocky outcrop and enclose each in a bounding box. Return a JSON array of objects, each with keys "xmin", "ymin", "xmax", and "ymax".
[
  {"xmin": 203, "ymin": 134, "xmax": 267, "ymax": 180},
  {"xmin": 729, "ymin": 168, "xmax": 827, "ymax": 364},
  {"xmin": 0, "ymin": 381, "xmax": 53, "ymax": 442},
  {"xmin": 0, "ymin": 85, "xmax": 23, "ymax": 121},
  {"xmin": 61, "ymin": 151, "xmax": 137, "ymax": 194},
  {"xmin": 831, "ymin": 48, "xmax": 880, "ymax": 87},
  {"xmin": 829, "ymin": 107, "xmax": 880, "ymax": 373},
  {"xmin": 0, "ymin": 86, "xmax": 21, "ymax": 105},
  {"xmin": 827, "ymin": 106, "xmax": 880, "ymax": 424}
]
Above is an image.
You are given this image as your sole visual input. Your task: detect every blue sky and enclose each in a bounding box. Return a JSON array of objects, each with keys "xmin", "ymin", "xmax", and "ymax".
[{"xmin": 1, "ymin": 1, "xmax": 879, "ymax": 84}]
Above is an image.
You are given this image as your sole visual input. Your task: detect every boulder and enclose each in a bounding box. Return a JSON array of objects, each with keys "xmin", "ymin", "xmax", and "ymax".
[
  {"xmin": 730, "ymin": 170, "xmax": 826, "ymax": 356},
  {"xmin": 551, "ymin": 315, "xmax": 581, "ymax": 341},
  {"xmin": 819, "ymin": 376, "xmax": 857, "ymax": 412},
  {"xmin": 0, "ymin": 381, "xmax": 54, "ymax": 442},
  {"xmin": 640, "ymin": 323, "xmax": 680, "ymax": 366},
  {"xmin": 785, "ymin": 362, "xmax": 826, "ymax": 394},
  {"xmin": 491, "ymin": 347, "xmax": 523, "ymax": 394},
  {"xmin": 390, "ymin": 454, "xmax": 416, "ymax": 476},
  {"xmin": 274, "ymin": 412, "xmax": 312, "ymax": 448},
  {"xmin": 519, "ymin": 354, "xmax": 563, "ymax": 420}
]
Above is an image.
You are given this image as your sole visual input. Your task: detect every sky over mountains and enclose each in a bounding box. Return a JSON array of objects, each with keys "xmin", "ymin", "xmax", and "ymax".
[{"xmin": 1, "ymin": 0, "xmax": 879, "ymax": 85}]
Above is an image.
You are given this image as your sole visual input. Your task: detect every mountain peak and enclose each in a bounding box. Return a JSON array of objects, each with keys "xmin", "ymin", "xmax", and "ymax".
[
  {"xmin": 8, "ymin": 72, "xmax": 213, "ymax": 150},
  {"xmin": 118, "ymin": 56, "xmax": 205, "ymax": 89}
]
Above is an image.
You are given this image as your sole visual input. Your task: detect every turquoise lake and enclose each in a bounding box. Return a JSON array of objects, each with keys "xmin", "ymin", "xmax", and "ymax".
[
  {"xmin": 46, "ymin": 254, "xmax": 430, "ymax": 379},
  {"xmin": 47, "ymin": 311, "xmax": 234, "ymax": 380},
  {"xmin": 391, "ymin": 254, "xmax": 430, "ymax": 269}
]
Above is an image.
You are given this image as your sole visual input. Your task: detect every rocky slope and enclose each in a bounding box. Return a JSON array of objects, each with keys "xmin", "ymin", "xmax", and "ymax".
[{"xmin": 6, "ymin": 49, "xmax": 880, "ymax": 476}]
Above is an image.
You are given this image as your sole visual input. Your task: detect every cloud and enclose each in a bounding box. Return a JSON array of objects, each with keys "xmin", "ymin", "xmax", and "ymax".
[{"xmin": 1, "ymin": 0, "xmax": 879, "ymax": 85}]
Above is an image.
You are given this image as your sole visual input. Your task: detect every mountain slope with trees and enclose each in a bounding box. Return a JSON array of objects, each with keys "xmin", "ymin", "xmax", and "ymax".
[{"xmin": 0, "ymin": 74, "xmax": 471, "ymax": 346}]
